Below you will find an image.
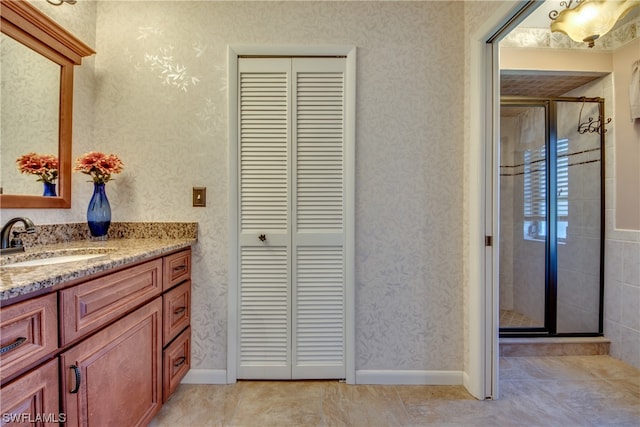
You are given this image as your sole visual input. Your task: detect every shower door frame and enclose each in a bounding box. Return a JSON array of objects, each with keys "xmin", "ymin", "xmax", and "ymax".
[{"xmin": 499, "ymin": 96, "xmax": 606, "ymax": 338}]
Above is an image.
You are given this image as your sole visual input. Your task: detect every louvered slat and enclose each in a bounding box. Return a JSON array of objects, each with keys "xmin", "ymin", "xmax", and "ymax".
[
  {"xmin": 240, "ymin": 72, "xmax": 288, "ymax": 231},
  {"xmin": 296, "ymin": 72, "xmax": 344, "ymax": 231},
  {"xmin": 240, "ymin": 247, "xmax": 289, "ymax": 365},
  {"xmin": 294, "ymin": 247, "xmax": 344, "ymax": 365}
]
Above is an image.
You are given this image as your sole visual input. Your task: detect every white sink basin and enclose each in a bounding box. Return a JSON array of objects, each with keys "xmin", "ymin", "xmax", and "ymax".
[{"xmin": 3, "ymin": 253, "xmax": 107, "ymax": 268}]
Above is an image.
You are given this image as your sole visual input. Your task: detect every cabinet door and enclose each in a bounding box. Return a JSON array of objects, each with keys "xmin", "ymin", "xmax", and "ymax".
[
  {"xmin": 60, "ymin": 298, "xmax": 162, "ymax": 427},
  {"xmin": 0, "ymin": 358, "xmax": 60, "ymax": 426}
]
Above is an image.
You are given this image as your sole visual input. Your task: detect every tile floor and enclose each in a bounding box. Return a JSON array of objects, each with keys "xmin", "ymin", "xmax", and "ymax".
[
  {"xmin": 499, "ymin": 309, "xmax": 540, "ymax": 328},
  {"xmin": 151, "ymin": 355, "xmax": 639, "ymax": 427}
]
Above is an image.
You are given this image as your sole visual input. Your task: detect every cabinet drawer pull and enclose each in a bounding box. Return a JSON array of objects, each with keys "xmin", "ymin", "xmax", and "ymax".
[
  {"xmin": 173, "ymin": 356, "xmax": 186, "ymax": 368},
  {"xmin": 173, "ymin": 306, "xmax": 187, "ymax": 316},
  {"xmin": 70, "ymin": 365, "xmax": 81, "ymax": 394},
  {"xmin": 173, "ymin": 265, "xmax": 187, "ymax": 273},
  {"xmin": 0, "ymin": 336, "xmax": 27, "ymax": 354}
]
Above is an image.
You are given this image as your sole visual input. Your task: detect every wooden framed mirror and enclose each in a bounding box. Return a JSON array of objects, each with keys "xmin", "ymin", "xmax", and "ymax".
[{"xmin": 0, "ymin": 0, "xmax": 94, "ymax": 208}]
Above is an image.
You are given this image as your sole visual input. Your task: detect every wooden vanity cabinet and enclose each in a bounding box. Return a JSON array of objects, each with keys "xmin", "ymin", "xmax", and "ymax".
[
  {"xmin": 0, "ymin": 248, "xmax": 192, "ymax": 426},
  {"xmin": 59, "ymin": 249, "xmax": 192, "ymax": 424}
]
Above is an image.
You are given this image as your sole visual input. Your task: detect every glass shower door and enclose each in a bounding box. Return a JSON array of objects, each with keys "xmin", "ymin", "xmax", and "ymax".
[
  {"xmin": 555, "ymin": 100, "xmax": 603, "ymax": 333},
  {"xmin": 499, "ymin": 98, "xmax": 604, "ymax": 336},
  {"xmin": 500, "ymin": 103, "xmax": 547, "ymax": 330}
]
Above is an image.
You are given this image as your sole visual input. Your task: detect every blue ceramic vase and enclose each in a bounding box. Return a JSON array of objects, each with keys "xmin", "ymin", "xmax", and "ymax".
[
  {"xmin": 87, "ymin": 182, "xmax": 111, "ymax": 238},
  {"xmin": 43, "ymin": 182, "xmax": 56, "ymax": 197}
]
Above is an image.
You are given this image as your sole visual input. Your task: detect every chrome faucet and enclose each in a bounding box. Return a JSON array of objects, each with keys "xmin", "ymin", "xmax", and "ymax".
[{"xmin": 1, "ymin": 217, "xmax": 36, "ymax": 254}]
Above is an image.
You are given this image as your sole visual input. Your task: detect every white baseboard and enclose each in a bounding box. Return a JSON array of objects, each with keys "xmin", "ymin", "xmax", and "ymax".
[
  {"xmin": 463, "ymin": 371, "xmax": 471, "ymax": 388},
  {"xmin": 181, "ymin": 369, "xmax": 463, "ymax": 386},
  {"xmin": 181, "ymin": 369, "xmax": 228, "ymax": 384},
  {"xmin": 355, "ymin": 370, "xmax": 463, "ymax": 385}
]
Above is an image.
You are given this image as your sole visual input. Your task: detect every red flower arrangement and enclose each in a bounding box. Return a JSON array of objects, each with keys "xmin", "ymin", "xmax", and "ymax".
[
  {"xmin": 74, "ymin": 151, "xmax": 124, "ymax": 184},
  {"xmin": 16, "ymin": 152, "xmax": 59, "ymax": 184}
]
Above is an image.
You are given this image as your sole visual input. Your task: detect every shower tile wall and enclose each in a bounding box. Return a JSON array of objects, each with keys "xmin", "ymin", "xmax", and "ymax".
[{"xmin": 605, "ymin": 236, "xmax": 640, "ymax": 368}]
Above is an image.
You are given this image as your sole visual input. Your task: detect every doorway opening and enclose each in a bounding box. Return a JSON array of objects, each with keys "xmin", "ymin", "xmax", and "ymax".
[{"xmin": 498, "ymin": 97, "xmax": 605, "ymax": 337}]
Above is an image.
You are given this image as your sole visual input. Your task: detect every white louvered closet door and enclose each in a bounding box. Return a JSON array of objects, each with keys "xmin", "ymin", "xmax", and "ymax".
[{"xmin": 238, "ymin": 57, "xmax": 347, "ymax": 380}]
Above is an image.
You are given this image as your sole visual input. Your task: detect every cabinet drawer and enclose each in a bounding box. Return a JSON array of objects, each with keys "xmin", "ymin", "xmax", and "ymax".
[
  {"xmin": 0, "ymin": 293, "xmax": 57, "ymax": 384},
  {"xmin": 163, "ymin": 326, "xmax": 190, "ymax": 402},
  {"xmin": 0, "ymin": 358, "xmax": 60, "ymax": 425},
  {"xmin": 163, "ymin": 280, "xmax": 191, "ymax": 346},
  {"xmin": 59, "ymin": 258, "xmax": 162, "ymax": 346},
  {"xmin": 163, "ymin": 250, "xmax": 191, "ymax": 291}
]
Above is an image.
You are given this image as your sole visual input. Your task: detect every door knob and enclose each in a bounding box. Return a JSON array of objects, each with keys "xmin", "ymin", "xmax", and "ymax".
[{"xmin": 258, "ymin": 234, "xmax": 267, "ymax": 242}]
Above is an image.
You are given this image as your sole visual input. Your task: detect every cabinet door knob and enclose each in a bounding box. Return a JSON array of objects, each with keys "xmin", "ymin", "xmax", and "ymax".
[
  {"xmin": 258, "ymin": 234, "xmax": 267, "ymax": 242},
  {"xmin": 69, "ymin": 365, "xmax": 82, "ymax": 394}
]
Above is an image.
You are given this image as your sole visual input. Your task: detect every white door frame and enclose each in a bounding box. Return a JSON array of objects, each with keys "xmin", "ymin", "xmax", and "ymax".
[
  {"xmin": 227, "ymin": 44, "xmax": 356, "ymax": 384},
  {"xmin": 465, "ymin": 1, "xmax": 538, "ymax": 400}
]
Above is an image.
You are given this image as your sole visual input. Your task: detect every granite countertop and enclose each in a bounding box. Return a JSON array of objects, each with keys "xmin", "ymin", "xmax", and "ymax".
[{"xmin": 0, "ymin": 238, "xmax": 195, "ymax": 303}]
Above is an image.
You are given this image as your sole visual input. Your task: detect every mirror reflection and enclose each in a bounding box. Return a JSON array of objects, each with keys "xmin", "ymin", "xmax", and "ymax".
[
  {"xmin": 0, "ymin": 0, "xmax": 94, "ymax": 209},
  {"xmin": 1, "ymin": 33, "xmax": 61, "ymax": 197}
]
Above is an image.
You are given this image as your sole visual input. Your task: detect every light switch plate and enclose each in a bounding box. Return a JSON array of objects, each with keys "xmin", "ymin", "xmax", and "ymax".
[{"xmin": 193, "ymin": 187, "xmax": 206, "ymax": 207}]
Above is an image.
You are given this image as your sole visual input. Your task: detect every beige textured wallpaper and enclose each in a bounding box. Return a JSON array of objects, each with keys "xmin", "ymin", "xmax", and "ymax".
[{"xmin": 89, "ymin": 1, "xmax": 467, "ymax": 371}]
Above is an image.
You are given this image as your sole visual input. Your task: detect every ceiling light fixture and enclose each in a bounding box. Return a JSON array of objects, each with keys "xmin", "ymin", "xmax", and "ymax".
[{"xmin": 549, "ymin": 0, "xmax": 640, "ymax": 48}]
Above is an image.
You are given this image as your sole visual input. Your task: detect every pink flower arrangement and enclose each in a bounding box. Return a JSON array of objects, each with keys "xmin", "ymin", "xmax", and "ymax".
[
  {"xmin": 74, "ymin": 151, "xmax": 124, "ymax": 184},
  {"xmin": 16, "ymin": 152, "xmax": 59, "ymax": 184}
]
